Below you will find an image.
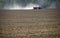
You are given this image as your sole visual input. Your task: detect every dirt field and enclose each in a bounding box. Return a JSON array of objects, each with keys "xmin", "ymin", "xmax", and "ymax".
[{"xmin": 0, "ymin": 9, "xmax": 60, "ymax": 38}]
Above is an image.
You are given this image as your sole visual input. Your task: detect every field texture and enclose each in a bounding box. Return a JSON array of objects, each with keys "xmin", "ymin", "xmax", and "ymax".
[{"xmin": 0, "ymin": 9, "xmax": 60, "ymax": 38}]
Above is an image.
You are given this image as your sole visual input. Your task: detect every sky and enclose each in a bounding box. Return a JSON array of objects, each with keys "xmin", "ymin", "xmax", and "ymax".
[{"xmin": 0, "ymin": 0, "xmax": 60, "ymax": 9}]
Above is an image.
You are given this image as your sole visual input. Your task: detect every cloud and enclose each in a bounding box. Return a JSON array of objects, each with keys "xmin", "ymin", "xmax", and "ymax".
[{"xmin": 0, "ymin": 0, "xmax": 60, "ymax": 9}]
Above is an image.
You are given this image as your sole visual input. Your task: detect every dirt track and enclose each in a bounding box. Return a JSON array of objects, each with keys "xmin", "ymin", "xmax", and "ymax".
[{"xmin": 0, "ymin": 9, "xmax": 60, "ymax": 38}]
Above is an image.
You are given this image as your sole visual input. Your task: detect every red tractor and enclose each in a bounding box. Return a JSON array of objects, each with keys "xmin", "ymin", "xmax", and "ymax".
[{"xmin": 33, "ymin": 7, "xmax": 42, "ymax": 10}]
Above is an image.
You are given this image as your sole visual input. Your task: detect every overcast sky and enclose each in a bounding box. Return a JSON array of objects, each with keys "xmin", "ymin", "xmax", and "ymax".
[{"xmin": 0, "ymin": 0, "xmax": 60, "ymax": 9}]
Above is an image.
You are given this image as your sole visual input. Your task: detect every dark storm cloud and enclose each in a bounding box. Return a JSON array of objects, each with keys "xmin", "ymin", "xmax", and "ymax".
[
  {"xmin": 16, "ymin": 0, "xmax": 60, "ymax": 8},
  {"xmin": 36, "ymin": 0, "xmax": 60, "ymax": 8},
  {"xmin": 0, "ymin": 0, "xmax": 60, "ymax": 9},
  {"xmin": 16, "ymin": 0, "xmax": 32, "ymax": 7}
]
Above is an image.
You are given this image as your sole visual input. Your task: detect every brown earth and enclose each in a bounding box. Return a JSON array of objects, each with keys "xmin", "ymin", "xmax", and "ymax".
[{"xmin": 0, "ymin": 9, "xmax": 60, "ymax": 38}]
